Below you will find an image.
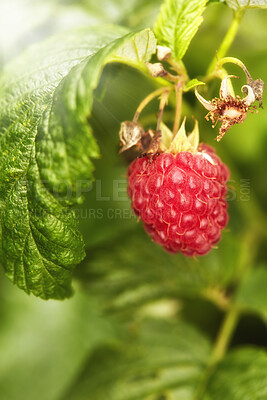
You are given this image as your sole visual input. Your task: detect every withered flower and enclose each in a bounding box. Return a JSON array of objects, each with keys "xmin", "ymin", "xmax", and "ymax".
[{"xmin": 195, "ymin": 76, "xmax": 258, "ymax": 141}]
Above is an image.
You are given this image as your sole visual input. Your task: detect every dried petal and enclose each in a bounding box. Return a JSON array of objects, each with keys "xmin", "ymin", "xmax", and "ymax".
[
  {"xmin": 241, "ymin": 85, "xmax": 256, "ymax": 106},
  {"xmin": 219, "ymin": 75, "xmax": 237, "ymax": 100},
  {"xmin": 195, "ymin": 88, "xmax": 216, "ymax": 111},
  {"xmin": 247, "ymin": 77, "xmax": 265, "ymax": 108}
]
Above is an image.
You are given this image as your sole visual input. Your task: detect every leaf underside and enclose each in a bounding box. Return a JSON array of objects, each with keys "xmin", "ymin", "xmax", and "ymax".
[{"xmin": 226, "ymin": 0, "xmax": 267, "ymax": 10}]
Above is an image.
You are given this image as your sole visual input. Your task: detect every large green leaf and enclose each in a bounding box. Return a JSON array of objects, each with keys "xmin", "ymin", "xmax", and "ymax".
[
  {"xmin": 76, "ymin": 225, "xmax": 241, "ymax": 317},
  {"xmin": 154, "ymin": 0, "xmax": 209, "ymax": 61},
  {"xmin": 0, "ymin": 26, "xmax": 157, "ymax": 299},
  {"xmin": 204, "ymin": 348, "xmax": 267, "ymax": 400},
  {"xmin": 65, "ymin": 318, "xmax": 211, "ymax": 400}
]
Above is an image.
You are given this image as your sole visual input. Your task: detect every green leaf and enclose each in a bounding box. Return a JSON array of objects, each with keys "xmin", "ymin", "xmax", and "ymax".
[
  {"xmin": 114, "ymin": 28, "xmax": 157, "ymax": 64},
  {"xmin": 154, "ymin": 0, "xmax": 209, "ymax": 61},
  {"xmin": 204, "ymin": 348, "xmax": 267, "ymax": 400},
  {"xmin": 184, "ymin": 79, "xmax": 205, "ymax": 92},
  {"xmin": 65, "ymin": 318, "xmax": 211, "ymax": 400},
  {"xmin": 0, "ymin": 26, "xmax": 157, "ymax": 299},
  {"xmin": 207, "ymin": 0, "xmax": 225, "ymax": 4},
  {"xmin": 225, "ymin": 0, "xmax": 267, "ymax": 10},
  {"xmin": 234, "ymin": 267, "xmax": 267, "ymax": 319},
  {"xmin": 76, "ymin": 226, "xmax": 242, "ymax": 317}
]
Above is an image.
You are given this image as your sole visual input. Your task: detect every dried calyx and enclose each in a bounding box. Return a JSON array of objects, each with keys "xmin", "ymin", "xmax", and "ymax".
[
  {"xmin": 160, "ymin": 118, "xmax": 199, "ymax": 154},
  {"xmin": 237, "ymin": 60, "xmax": 265, "ymax": 108},
  {"xmin": 119, "ymin": 116, "xmax": 211, "ymax": 164},
  {"xmin": 119, "ymin": 121, "xmax": 162, "ymax": 155},
  {"xmin": 195, "ymin": 75, "xmax": 260, "ymax": 141},
  {"xmin": 119, "ymin": 121, "xmax": 145, "ymax": 153}
]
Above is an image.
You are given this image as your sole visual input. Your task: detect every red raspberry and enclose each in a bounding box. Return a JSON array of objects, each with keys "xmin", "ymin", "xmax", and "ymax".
[{"xmin": 127, "ymin": 144, "xmax": 229, "ymax": 256}]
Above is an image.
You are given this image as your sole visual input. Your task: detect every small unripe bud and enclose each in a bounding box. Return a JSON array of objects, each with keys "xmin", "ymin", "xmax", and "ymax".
[
  {"xmin": 146, "ymin": 62, "xmax": 168, "ymax": 78},
  {"xmin": 156, "ymin": 45, "xmax": 171, "ymax": 61}
]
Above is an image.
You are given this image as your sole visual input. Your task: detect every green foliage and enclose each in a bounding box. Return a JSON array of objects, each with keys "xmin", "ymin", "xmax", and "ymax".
[
  {"xmin": 154, "ymin": 0, "xmax": 209, "ymax": 61},
  {"xmin": 0, "ymin": 0, "xmax": 267, "ymax": 399},
  {"xmin": 204, "ymin": 348, "xmax": 267, "ymax": 400},
  {"xmin": 235, "ymin": 267, "xmax": 267, "ymax": 319},
  {"xmin": 225, "ymin": 0, "xmax": 267, "ymax": 10},
  {"xmin": 184, "ymin": 79, "xmax": 205, "ymax": 92},
  {"xmin": 77, "ymin": 226, "xmax": 241, "ymax": 317},
  {"xmin": 207, "ymin": 0, "xmax": 226, "ymax": 4},
  {"xmin": 65, "ymin": 319, "xmax": 212, "ymax": 400},
  {"xmin": 0, "ymin": 281, "xmax": 115, "ymax": 400},
  {"xmin": 0, "ymin": 27, "xmax": 156, "ymax": 299}
]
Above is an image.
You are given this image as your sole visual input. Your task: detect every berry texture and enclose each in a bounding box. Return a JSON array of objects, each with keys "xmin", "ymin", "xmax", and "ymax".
[{"xmin": 127, "ymin": 145, "xmax": 229, "ymax": 256}]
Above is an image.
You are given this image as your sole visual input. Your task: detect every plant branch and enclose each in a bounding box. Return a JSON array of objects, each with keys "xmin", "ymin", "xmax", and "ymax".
[
  {"xmin": 210, "ymin": 307, "xmax": 240, "ymax": 365},
  {"xmin": 194, "ymin": 306, "xmax": 240, "ymax": 400},
  {"xmin": 172, "ymin": 81, "xmax": 183, "ymax": 135},
  {"xmin": 168, "ymin": 58, "xmax": 189, "ymax": 81},
  {"xmin": 207, "ymin": 10, "xmax": 244, "ymax": 75},
  {"xmin": 157, "ymin": 90, "xmax": 170, "ymax": 131},
  {"xmin": 133, "ymin": 86, "xmax": 172, "ymax": 122}
]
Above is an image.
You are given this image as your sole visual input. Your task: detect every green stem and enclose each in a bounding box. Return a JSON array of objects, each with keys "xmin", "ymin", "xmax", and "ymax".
[
  {"xmin": 216, "ymin": 57, "xmax": 249, "ymax": 75},
  {"xmin": 195, "ymin": 306, "xmax": 240, "ymax": 400},
  {"xmin": 168, "ymin": 58, "xmax": 189, "ymax": 81},
  {"xmin": 157, "ymin": 90, "xmax": 170, "ymax": 131},
  {"xmin": 207, "ymin": 10, "xmax": 244, "ymax": 75},
  {"xmin": 133, "ymin": 86, "xmax": 172, "ymax": 122},
  {"xmin": 172, "ymin": 81, "xmax": 183, "ymax": 135},
  {"xmin": 210, "ymin": 307, "xmax": 240, "ymax": 366}
]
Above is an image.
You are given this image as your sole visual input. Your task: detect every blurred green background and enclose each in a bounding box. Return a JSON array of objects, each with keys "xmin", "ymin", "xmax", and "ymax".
[{"xmin": 0, "ymin": 0, "xmax": 266, "ymax": 399}]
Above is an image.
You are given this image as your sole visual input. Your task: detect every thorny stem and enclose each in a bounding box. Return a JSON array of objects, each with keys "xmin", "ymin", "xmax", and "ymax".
[
  {"xmin": 207, "ymin": 10, "xmax": 244, "ymax": 75},
  {"xmin": 133, "ymin": 86, "xmax": 172, "ymax": 123},
  {"xmin": 172, "ymin": 81, "xmax": 183, "ymax": 135}
]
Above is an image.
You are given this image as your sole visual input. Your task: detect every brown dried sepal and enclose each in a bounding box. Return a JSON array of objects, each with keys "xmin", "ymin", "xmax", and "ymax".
[
  {"xmin": 119, "ymin": 121, "xmax": 145, "ymax": 153},
  {"xmin": 139, "ymin": 130, "xmax": 162, "ymax": 159},
  {"xmin": 119, "ymin": 121, "xmax": 162, "ymax": 157},
  {"xmin": 246, "ymin": 77, "xmax": 265, "ymax": 108},
  {"xmin": 146, "ymin": 62, "xmax": 168, "ymax": 78}
]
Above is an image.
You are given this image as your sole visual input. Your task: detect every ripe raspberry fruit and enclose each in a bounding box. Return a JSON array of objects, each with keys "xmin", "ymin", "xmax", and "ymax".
[{"xmin": 127, "ymin": 121, "xmax": 230, "ymax": 257}]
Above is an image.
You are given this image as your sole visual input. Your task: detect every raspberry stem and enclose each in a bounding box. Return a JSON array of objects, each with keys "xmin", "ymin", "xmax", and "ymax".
[
  {"xmin": 156, "ymin": 89, "xmax": 170, "ymax": 131},
  {"xmin": 133, "ymin": 86, "xmax": 172, "ymax": 123},
  {"xmin": 172, "ymin": 81, "xmax": 184, "ymax": 135},
  {"xmin": 210, "ymin": 307, "xmax": 240, "ymax": 365},
  {"xmin": 194, "ymin": 226, "xmax": 261, "ymax": 400},
  {"xmin": 216, "ymin": 56, "xmax": 251, "ymax": 78},
  {"xmin": 194, "ymin": 306, "xmax": 241, "ymax": 400},
  {"xmin": 167, "ymin": 57, "xmax": 188, "ymax": 80},
  {"xmin": 207, "ymin": 9, "xmax": 244, "ymax": 75}
]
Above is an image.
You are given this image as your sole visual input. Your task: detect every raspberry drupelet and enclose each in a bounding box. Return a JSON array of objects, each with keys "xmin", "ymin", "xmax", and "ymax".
[{"xmin": 127, "ymin": 121, "xmax": 230, "ymax": 257}]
